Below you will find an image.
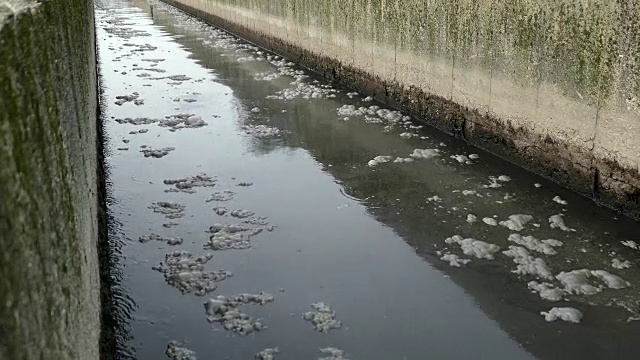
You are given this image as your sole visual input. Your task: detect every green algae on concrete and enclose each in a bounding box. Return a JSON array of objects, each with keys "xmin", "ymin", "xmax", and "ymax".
[{"xmin": 0, "ymin": 0, "xmax": 101, "ymax": 359}]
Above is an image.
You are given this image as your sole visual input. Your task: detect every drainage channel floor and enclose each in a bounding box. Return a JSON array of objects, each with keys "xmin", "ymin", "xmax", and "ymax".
[{"xmin": 97, "ymin": 0, "xmax": 640, "ymax": 359}]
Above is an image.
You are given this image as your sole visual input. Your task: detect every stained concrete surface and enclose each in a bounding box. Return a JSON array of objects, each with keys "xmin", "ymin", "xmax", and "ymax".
[{"xmin": 0, "ymin": 0, "xmax": 101, "ymax": 358}]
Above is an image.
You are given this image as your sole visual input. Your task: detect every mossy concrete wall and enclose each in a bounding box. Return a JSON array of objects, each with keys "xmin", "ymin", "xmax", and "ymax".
[
  {"xmin": 0, "ymin": 0, "xmax": 101, "ymax": 358},
  {"xmin": 162, "ymin": 0, "xmax": 640, "ymax": 219}
]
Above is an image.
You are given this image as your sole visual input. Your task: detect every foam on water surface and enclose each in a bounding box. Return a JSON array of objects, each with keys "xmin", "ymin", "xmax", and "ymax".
[
  {"xmin": 302, "ymin": 302, "xmax": 342, "ymax": 333},
  {"xmin": 166, "ymin": 341, "xmax": 197, "ymax": 360},
  {"xmin": 440, "ymin": 253, "xmax": 472, "ymax": 267},
  {"xmin": 499, "ymin": 214, "xmax": 533, "ymax": 231},
  {"xmin": 507, "ymin": 234, "xmax": 563, "ymax": 255},
  {"xmin": 204, "ymin": 293, "xmax": 274, "ymax": 335},
  {"xmin": 549, "ymin": 214, "xmax": 576, "ymax": 232},
  {"xmin": 445, "ymin": 235, "xmax": 500, "ymax": 260},
  {"xmin": 503, "ymin": 246, "xmax": 554, "ymax": 279},
  {"xmin": 152, "ymin": 251, "xmax": 231, "ymax": 295},
  {"xmin": 541, "ymin": 307, "xmax": 583, "ymax": 323}
]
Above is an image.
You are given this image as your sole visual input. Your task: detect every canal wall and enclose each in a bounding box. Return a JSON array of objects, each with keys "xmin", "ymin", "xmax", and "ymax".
[
  {"xmin": 0, "ymin": 0, "xmax": 101, "ymax": 358},
  {"xmin": 161, "ymin": 0, "xmax": 640, "ymax": 219}
]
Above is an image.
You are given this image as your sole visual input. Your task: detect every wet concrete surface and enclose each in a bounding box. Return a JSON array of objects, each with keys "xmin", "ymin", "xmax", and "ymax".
[{"xmin": 97, "ymin": 1, "xmax": 640, "ymax": 359}]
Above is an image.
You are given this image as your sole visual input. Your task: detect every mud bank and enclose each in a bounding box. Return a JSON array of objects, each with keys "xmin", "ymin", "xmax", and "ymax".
[
  {"xmin": 0, "ymin": 0, "xmax": 103, "ymax": 358},
  {"xmin": 160, "ymin": 0, "xmax": 640, "ymax": 220}
]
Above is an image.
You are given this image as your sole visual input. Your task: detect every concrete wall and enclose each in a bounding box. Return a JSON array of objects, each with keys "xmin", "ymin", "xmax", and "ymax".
[
  {"xmin": 0, "ymin": 0, "xmax": 101, "ymax": 358},
  {"xmin": 162, "ymin": 0, "xmax": 640, "ymax": 218}
]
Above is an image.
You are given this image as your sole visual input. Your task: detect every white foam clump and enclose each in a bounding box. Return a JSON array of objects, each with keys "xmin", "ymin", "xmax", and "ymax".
[
  {"xmin": 549, "ymin": 214, "xmax": 576, "ymax": 232},
  {"xmin": 336, "ymin": 104, "xmax": 406, "ymax": 126},
  {"xmin": 451, "ymin": 154, "xmax": 473, "ymax": 164},
  {"xmin": 114, "ymin": 92, "xmax": 140, "ymax": 106},
  {"xmin": 528, "ymin": 281, "xmax": 564, "ymax": 301},
  {"xmin": 205, "ymin": 222, "xmax": 267, "ymax": 250},
  {"xmin": 368, "ymin": 155, "xmax": 392, "ymax": 167},
  {"xmin": 139, "ymin": 233, "xmax": 183, "ymax": 245},
  {"xmin": 303, "ymin": 302, "xmax": 342, "ymax": 332},
  {"xmin": 242, "ymin": 124, "xmax": 281, "ymax": 138},
  {"xmin": 164, "ymin": 173, "xmax": 216, "ymax": 193},
  {"xmin": 484, "ymin": 175, "xmax": 510, "ymax": 188},
  {"xmin": 166, "ymin": 340, "xmax": 197, "ymax": 360},
  {"xmin": 254, "ymin": 72, "xmax": 279, "ymax": 81},
  {"xmin": 591, "ymin": 269, "xmax": 630, "ymax": 289},
  {"xmin": 541, "ymin": 307, "xmax": 583, "ymax": 323},
  {"xmin": 508, "ymin": 234, "xmax": 563, "ymax": 255},
  {"xmin": 149, "ymin": 201, "xmax": 185, "ymax": 219},
  {"xmin": 503, "ymin": 246, "xmax": 554, "ymax": 279},
  {"xmin": 552, "ymin": 196, "xmax": 568, "ymax": 205},
  {"xmin": 445, "ymin": 235, "xmax": 500, "ymax": 260},
  {"xmin": 393, "ymin": 157, "xmax": 414, "ymax": 163},
  {"xmin": 462, "ymin": 190, "xmax": 479, "ymax": 196},
  {"xmin": 466, "ymin": 214, "xmax": 477, "ymax": 224},
  {"xmin": 440, "ymin": 253, "xmax": 471, "ymax": 267},
  {"xmin": 337, "ymin": 104, "xmax": 365, "ymax": 117},
  {"xmin": 556, "ymin": 269, "xmax": 629, "ymax": 295},
  {"xmin": 376, "ymin": 108, "xmax": 406, "ymax": 123},
  {"xmin": 140, "ymin": 146, "xmax": 175, "ymax": 158},
  {"xmin": 555, "ymin": 269, "xmax": 600, "ymax": 295},
  {"xmin": 268, "ymin": 73, "xmax": 338, "ymax": 100},
  {"xmin": 409, "ymin": 148, "xmax": 440, "ymax": 159},
  {"xmin": 230, "ymin": 209, "xmax": 255, "ymax": 218},
  {"xmin": 468, "ymin": 154, "xmax": 480, "ymax": 159},
  {"xmin": 115, "ymin": 116, "xmax": 157, "ymax": 125},
  {"xmin": 152, "ymin": 251, "xmax": 231, "ymax": 295},
  {"xmin": 255, "ymin": 347, "xmax": 279, "ymax": 360},
  {"xmin": 621, "ymin": 240, "xmax": 639, "ymax": 250},
  {"xmin": 612, "ymin": 258, "xmax": 631, "ymax": 269},
  {"xmin": 204, "ymin": 292, "xmax": 274, "ymax": 335},
  {"xmin": 159, "ymin": 113, "xmax": 207, "ymax": 131},
  {"xmin": 426, "ymin": 195, "xmax": 442, "ymax": 202},
  {"xmin": 318, "ymin": 347, "xmax": 349, "ymax": 360},
  {"xmin": 499, "ymin": 214, "xmax": 533, "ymax": 231},
  {"xmin": 251, "ymin": 107, "xmax": 261, "ymax": 113},
  {"xmin": 483, "ymin": 217, "xmax": 498, "ymax": 226},
  {"xmin": 399, "ymin": 132, "xmax": 417, "ymax": 139}
]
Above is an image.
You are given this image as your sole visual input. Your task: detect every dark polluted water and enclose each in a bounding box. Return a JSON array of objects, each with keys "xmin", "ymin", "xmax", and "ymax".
[{"xmin": 96, "ymin": 0, "xmax": 640, "ymax": 359}]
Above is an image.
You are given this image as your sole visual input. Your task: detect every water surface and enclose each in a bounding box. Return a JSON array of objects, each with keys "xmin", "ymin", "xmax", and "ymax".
[{"xmin": 97, "ymin": 1, "xmax": 640, "ymax": 359}]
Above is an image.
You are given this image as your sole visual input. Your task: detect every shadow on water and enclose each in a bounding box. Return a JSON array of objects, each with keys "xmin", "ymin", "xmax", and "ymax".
[
  {"xmin": 102, "ymin": 1, "xmax": 640, "ymax": 359},
  {"xmin": 95, "ymin": 1, "xmax": 137, "ymax": 359}
]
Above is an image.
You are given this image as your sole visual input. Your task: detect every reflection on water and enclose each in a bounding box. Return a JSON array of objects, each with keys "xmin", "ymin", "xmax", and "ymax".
[{"xmin": 98, "ymin": 1, "xmax": 640, "ymax": 359}]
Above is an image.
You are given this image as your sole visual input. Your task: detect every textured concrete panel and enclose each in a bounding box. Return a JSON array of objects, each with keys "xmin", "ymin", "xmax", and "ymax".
[{"xmin": 0, "ymin": 0, "xmax": 100, "ymax": 358}]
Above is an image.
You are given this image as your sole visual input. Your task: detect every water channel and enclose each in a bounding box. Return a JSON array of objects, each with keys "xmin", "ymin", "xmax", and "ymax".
[{"xmin": 97, "ymin": 1, "xmax": 640, "ymax": 359}]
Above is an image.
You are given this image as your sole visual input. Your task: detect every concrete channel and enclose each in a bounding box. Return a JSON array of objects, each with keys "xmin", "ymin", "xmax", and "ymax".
[
  {"xmin": 1, "ymin": 0, "xmax": 639, "ymax": 359},
  {"xmin": 97, "ymin": 0, "xmax": 640, "ymax": 359}
]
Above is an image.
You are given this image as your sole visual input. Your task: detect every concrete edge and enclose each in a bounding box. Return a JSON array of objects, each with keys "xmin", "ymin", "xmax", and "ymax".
[{"xmin": 159, "ymin": 0, "xmax": 640, "ymax": 220}]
